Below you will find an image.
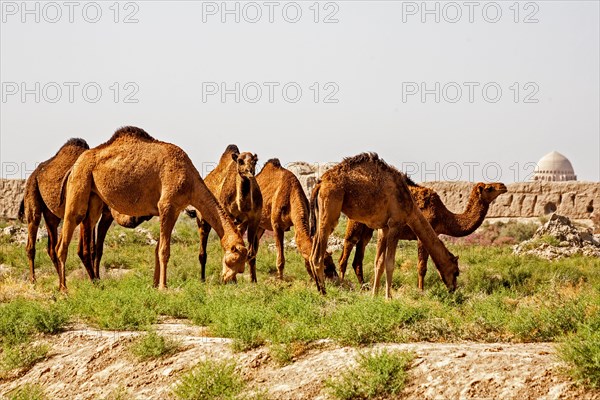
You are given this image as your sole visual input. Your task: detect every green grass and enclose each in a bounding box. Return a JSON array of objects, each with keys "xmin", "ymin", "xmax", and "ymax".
[
  {"xmin": 325, "ymin": 350, "xmax": 414, "ymax": 399},
  {"xmin": 172, "ymin": 359, "xmax": 245, "ymax": 400},
  {"xmin": 559, "ymin": 321, "xmax": 600, "ymax": 388},
  {"xmin": 130, "ymin": 330, "xmax": 180, "ymax": 361},
  {"xmin": 0, "ymin": 343, "xmax": 49, "ymax": 377},
  {"xmin": 4, "ymin": 383, "xmax": 47, "ymax": 400},
  {"xmin": 1, "ymin": 217, "xmax": 600, "ymax": 390}
]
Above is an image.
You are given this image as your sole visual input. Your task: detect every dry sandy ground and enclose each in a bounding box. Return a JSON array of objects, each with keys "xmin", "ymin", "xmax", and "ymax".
[{"xmin": 1, "ymin": 320, "xmax": 598, "ymax": 400}]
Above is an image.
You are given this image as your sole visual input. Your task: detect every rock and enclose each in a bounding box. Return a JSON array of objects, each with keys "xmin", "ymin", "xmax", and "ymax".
[
  {"xmin": 513, "ymin": 214, "xmax": 600, "ymax": 259},
  {"xmin": 1, "ymin": 224, "xmax": 47, "ymax": 245}
]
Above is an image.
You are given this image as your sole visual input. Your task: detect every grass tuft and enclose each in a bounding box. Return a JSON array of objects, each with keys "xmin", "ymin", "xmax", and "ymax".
[
  {"xmin": 4, "ymin": 383, "xmax": 47, "ymax": 400},
  {"xmin": 559, "ymin": 324, "xmax": 600, "ymax": 388},
  {"xmin": 172, "ymin": 359, "xmax": 245, "ymax": 400},
  {"xmin": 130, "ymin": 330, "xmax": 180, "ymax": 361},
  {"xmin": 325, "ymin": 349, "xmax": 414, "ymax": 400}
]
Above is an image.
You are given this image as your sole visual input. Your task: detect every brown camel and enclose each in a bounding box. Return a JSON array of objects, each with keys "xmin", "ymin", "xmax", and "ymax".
[
  {"xmin": 338, "ymin": 182, "xmax": 507, "ymax": 289},
  {"xmin": 188, "ymin": 145, "xmax": 263, "ymax": 282},
  {"xmin": 309, "ymin": 153, "xmax": 459, "ymax": 298},
  {"xmin": 56, "ymin": 126, "xmax": 247, "ymax": 291},
  {"xmin": 253, "ymin": 159, "xmax": 337, "ymax": 279},
  {"xmin": 18, "ymin": 138, "xmax": 149, "ymax": 284}
]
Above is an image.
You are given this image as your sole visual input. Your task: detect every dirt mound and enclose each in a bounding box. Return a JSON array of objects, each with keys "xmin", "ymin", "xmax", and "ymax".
[
  {"xmin": 1, "ymin": 321, "xmax": 597, "ymax": 400},
  {"xmin": 514, "ymin": 214, "xmax": 600, "ymax": 260}
]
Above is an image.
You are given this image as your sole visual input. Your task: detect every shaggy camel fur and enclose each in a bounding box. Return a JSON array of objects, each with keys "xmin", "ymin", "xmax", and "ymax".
[
  {"xmin": 309, "ymin": 153, "xmax": 459, "ymax": 298},
  {"xmin": 56, "ymin": 127, "xmax": 247, "ymax": 291},
  {"xmin": 254, "ymin": 159, "xmax": 337, "ymax": 279},
  {"xmin": 338, "ymin": 182, "xmax": 507, "ymax": 289},
  {"xmin": 18, "ymin": 138, "xmax": 148, "ymax": 283},
  {"xmin": 189, "ymin": 145, "xmax": 263, "ymax": 282}
]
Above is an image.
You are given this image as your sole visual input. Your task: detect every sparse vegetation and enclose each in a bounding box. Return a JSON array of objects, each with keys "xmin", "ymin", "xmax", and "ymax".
[
  {"xmin": 325, "ymin": 350, "xmax": 414, "ymax": 400},
  {"xmin": 559, "ymin": 323, "xmax": 600, "ymax": 388},
  {"xmin": 1, "ymin": 217, "xmax": 599, "ymax": 390},
  {"xmin": 172, "ymin": 359, "xmax": 245, "ymax": 400},
  {"xmin": 0, "ymin": 343, "xmax": 49, "ymax": 377},
  {"xmin": 130, "ymin": 330, "xmax": 181, "ymax": 361},
  {"xmin": 4, "ymin": 383, "xmax": 47, "ymax": 400}
]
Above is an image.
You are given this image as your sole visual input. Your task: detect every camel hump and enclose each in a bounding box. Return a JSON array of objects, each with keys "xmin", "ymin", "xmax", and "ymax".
[
  {"xmin": 62, "ymin": 138, "xmax": 90, "ymax": 150},
  {"xmin": 224, "ymin": 144, "xmax": 240, "ymax": 154},
  {"xmin": 108, "ymin": 126, "xmax": 155, "ymax": 143},
  {"xmin": 265, "ymin": 158, "xmax": 282, "ymax": 168},
  {"xmin": 342, "ymin": 152, "xmax": 380, "ymax": 166}
]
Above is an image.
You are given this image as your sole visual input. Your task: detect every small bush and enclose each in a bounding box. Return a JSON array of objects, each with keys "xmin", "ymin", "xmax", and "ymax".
[
  {"xmin": 5, "ymin": 383, "xmax": 47, "ymax": 400},
  {"xmin": 0, "ymin": 299, "xmax": 68, "ymax": 345},
  {"xmin": 0, "ymin": 343, "xmax": 49, "ymax": 376},
  {"xmin": 325, "ymin": 350, "xmax": 414, "ymax": 400},
  {"xmin": 559, "ymin": 326, "xmax": 600, "ymax": 388},
  {"xmin": 172, "ymin": 359, "xmax": 245, "ymax": 400},
  {"xmin": 130, "ymin": 330, "xmax": 180, "ymax": 361}
]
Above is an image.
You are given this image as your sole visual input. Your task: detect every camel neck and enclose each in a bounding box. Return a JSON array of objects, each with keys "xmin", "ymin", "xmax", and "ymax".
[
  {"xmin": 440, "ymin": 189, "xmax": 489, "ymax": 236},
  {"xmin": 236, "ymin": 174, "xmax": 253, "ymax": 213}
]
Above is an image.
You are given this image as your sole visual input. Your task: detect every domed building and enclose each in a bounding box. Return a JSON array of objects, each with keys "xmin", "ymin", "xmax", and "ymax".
[{"xmin": 533, "ymin": 151, "xmax": 577, "ymax": 182}]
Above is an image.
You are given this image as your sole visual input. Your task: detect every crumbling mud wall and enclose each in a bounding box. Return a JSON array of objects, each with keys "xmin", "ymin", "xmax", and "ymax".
[{"xmin": 1, "ymin": 175, "xmax": 598, "ymax": 221}]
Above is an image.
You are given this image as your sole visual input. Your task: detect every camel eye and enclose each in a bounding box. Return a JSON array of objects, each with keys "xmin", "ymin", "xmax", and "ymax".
[{"xmin": 238, "ymin": 159, "xmax": 244, "ymax": 165}]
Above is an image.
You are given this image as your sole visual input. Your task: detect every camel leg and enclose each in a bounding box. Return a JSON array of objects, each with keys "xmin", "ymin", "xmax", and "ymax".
[
  {"xmin": 372, "ymin": 228, "xmax": 388, "ymax": 297},
  {"xmin": 272, "ymin": 225, "xmax": 285, "ymax": 280},
  {"xmin": 153, "ymin": 236, "xmax": 161, "ymax": 287},
  {"xmin": 384, "ymin": 233, "xmax": 400, "ymax": 299},
  {"xmin": 353, "ymin": 235, "xmax": 369, "ymax": 286},
  {"xmin": 309, "ymin": 194, "xmax": 342, "ymax": 295},
  {"xmin": 338, "ymin": 238, "xmax": 355, "ymax": 282},
  {"xmin": 25, "ymin": 211, "xmax": 42, "ymax": 283},
  {"xmin": 156, "ymin": 204, "xmax": 177, "ymax": 290},
  {"xmin": 79, "ymin": 195, "xmax": 103, "ymax": 281},
  {"xmin": 42, "ymin": 209, "xmax": 61, "ymax": 275},
  {"xmin": 417, "ymin": 240, "xmax": 429, "ymax": 290},
  {"xmin": 196, "ymin": 218, "xmax": 211, "ymax": 282},
  {"xmin": 94, "ymin": 207, "xmax": 114, "ymax": 279},
  {"xmin": 247, "ymin": 220, "xmax": 260, "ymax": 283}
]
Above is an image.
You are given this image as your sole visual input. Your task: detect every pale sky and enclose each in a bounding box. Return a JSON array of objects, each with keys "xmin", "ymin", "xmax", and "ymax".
[{"xmin": 1, "ymin": 0, "xmax": 599, "ymax": 182}]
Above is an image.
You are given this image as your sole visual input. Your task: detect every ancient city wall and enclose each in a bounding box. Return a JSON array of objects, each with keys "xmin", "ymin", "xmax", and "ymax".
[{"xmin": 1, "ymin": 173, "xmax": 598, "ymax": 221}]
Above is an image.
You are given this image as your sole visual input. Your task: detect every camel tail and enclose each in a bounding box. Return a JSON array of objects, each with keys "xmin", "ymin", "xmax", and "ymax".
[
  {"xmin": 309, "ymin": 182, "xmax": 321, "ymax": 237},
  {"xmin": 18, "ymin": 198, "xmax": 25, "ymax": 223},
  {"xmin": 59, "ymin": 169, "xmax": 72, "ymax": 207}
]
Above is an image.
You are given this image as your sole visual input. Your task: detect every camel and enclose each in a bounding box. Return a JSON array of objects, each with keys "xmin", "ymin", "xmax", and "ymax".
[
  {"xmin": 338, "ymin": 182, "xmax": 507, "ymax": 289},
  {"xmin": 18, "ymin": 138, "xmax": 149, "ymax": 284},
  {"xmin": 188, "ymin": 145, "xmax": 263, "ymax": 282},
  {"xmin": 56, "ymin": 126, "xmax": 247, "ymax": 291},
  {"xmin": 253, "ymin": 159, "xmax": 337, "ymax": 279},
  {"xmin": 309, "ymin": 153, "xmax": 459, "ymax": 298}
]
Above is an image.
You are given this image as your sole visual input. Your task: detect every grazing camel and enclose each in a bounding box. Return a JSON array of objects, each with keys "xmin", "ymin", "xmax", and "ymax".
[
  {"xmin": 254, "ymin": 159, "xmax": 337, "ymax": 279},
  {"xmin": 188, "ymin": 145, "xmax": 263, "ymax": 282},
  {"xmin": 18, "ymin": 138, "xmax": 149, "ymax": 283},
  {"xmin": 309, "ymin": 153, "xmax": 459, "ymax": 298},
  {"xmin": 56, "ymin": 126, "xmax": 247, "ymax": 291},
  {"xmin": 339, "ymin": 182, "xmax": 507, "ymax": 289}
]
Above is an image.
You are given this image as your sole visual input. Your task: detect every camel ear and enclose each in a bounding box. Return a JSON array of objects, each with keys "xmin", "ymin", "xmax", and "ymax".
[
  {"xmin": 477, "ymin": 184, "xmax": 484, "ymax": 194},
  {"xmin": 231, "ymin": 153, "xmax": 238, "ymax": 162},
  {"xmin": 253, "ymin": 154, "xmax": 258, "ymax": 162},
  {"xmin": 452, "ymin": 255, "xmax": 459, "ymax": 263}
]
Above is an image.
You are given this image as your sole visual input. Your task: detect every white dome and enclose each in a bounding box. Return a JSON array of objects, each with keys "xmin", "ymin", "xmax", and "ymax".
[{"xmin": 533, "ymin": 151, "xmax": 576, "ymax": 182}]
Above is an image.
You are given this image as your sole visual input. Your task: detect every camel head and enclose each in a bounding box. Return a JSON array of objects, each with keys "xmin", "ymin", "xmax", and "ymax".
[
  {"xmin": 437, "ymin": 254, "xmax": 459, "ymax": 292},
  {"xmin": 222, "ymin": 243, "xmax": 248, "ymax": 282},
  {"xmin": 475, "ymin": 182, "xmax": 508, "ymax": 204},
  {"xmin": 232, "ymin": 152, "xmax": 258, "ymax": 178}
]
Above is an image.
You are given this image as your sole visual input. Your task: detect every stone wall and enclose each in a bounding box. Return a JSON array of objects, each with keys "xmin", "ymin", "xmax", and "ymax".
[
  {"xmin": 0, "ymin": 179, "xmax": 26, "ymax": 220},
  {"xmin": 2, "ymin": 172, "xmax": 599, "ymax": 221},
  {"xmin": 285, "ymin": 163, "xmax": 599, "ymax": 221},
  {"xmin": 420, "ymin": 181, "xmax": 599, "ymax": 220}
]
